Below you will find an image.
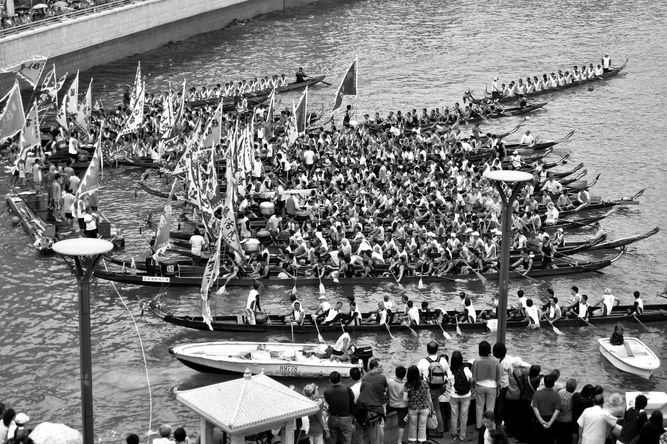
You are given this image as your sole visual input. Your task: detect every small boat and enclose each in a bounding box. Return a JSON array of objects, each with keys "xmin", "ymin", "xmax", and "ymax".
[
  {"xmin": 598, "ymin": 337, "xmax": 660, "ymax": 379},
  {"xmin": 169, "ymin": 341, "xmax": 371, "ymax": 378},
  {"xmin": 467, "ymin": 58, "xmax": 629, "ymax": 104}
]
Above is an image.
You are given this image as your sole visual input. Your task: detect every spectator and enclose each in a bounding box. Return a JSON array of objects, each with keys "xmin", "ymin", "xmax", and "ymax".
[
  {"xmin": 386, "ymin": 366, "xmax": 408, "ymax": 444},
  {"xmin": 356, "ymin": 358, "xmax": 388, "ymax": 444},
  {"xmin": 577, "ymin": 394, "xmax": 617, "ymax": 444},
  {"xmin": 531, "ymin": 373, "xmax": 561, "ymax": 444},
  {"xmin": 153, "ymin": 424, "xmax": 172, "ymax": 443},
  {"xmin": 472, "ymin": 341, "xmax": 502, "ymax": 431},
  {"xmin": 126, "ymin": 434, "xmax": 140, "ymax": 444},
  {"xmin": 555, "ymin": 378, "xmax": 576, "ymax": 444},
  {"xmin": 617, "ymin": 394, "xmax": 648, "ymax": 444},
  {"xmin": 636, "ymin": 410, "xmax": 664, "ymax": 444},
  {"xmin": 404, "ymin": 365, "xmax": 431, "ymax": 444},
  {"xmin": 492, "ymin": 342, "xmax": 530, "ymax": 431},
  {"xmin": 416, "ymin": 340, "xmax": 450, "ymax": 438},
  {"xmin": 449, "ymin": 351, "xmax": 473, "ymax": 441},
  {"xmin": 323, "ymin": 371, "xmax": 354, "ymax": 444}
]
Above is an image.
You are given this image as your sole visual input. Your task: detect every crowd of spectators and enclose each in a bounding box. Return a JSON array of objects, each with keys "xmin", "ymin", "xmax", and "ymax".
[{"xmin": 0, "ymin": 0, "xmax": 125, "ymax": 31}]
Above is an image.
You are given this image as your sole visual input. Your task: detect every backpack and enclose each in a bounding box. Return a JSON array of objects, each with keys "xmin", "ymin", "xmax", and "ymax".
[
  {"xmin": 453, "ymin": 367, "xmax": 471, "ymax": 396},
  {"xmin": 506, "ymin": 367, "xmax": 523, "ymax": 400},
  {"xmin": 426, "ymin": 355, "xmax": 447, "ymax": 388}
]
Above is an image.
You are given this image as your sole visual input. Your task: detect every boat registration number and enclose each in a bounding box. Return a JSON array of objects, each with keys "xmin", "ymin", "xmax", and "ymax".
[
  {"xmin": 142, "ymin": 276, "xmax": 171, "ymax": 283},
  {"xmin": 280, "ymin": 365, "xmax": 298, "ymax": 374}
]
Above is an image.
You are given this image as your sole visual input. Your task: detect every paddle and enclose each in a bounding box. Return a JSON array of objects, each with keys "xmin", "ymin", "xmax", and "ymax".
[
  {"xmin": 518, "ymin": 270, "xmax": 539, "ymax": 283},
  {"xmin": 455, "ymin": 317, "xmax": 463, "ymax": 337},
  {"xmin": 438, "ymin": 321, "xmax": 452, "ymax": 340},
  {"xmin": 463, "ymin": 260, "xmax": 487, "ymax": 285},
  {"xmin": 417, "ymin": 275, "xmax": 427, "ymax": 290},
  {"xmin": 623, "ymin": 341, "xmax": 635, "ymax": 358},
  {"xmin": 311, "ymin": 315, "xmax": 325, "ymax": 343},
  {"xmin": 402, "ymin": 320, "xmax": 419, "ymax": 338},
  {"xmin": 290, "ymin": 320, "xmax": 295, "ymax": 343},
  {"xmin": 291, "ymin": 274, "xmax": 298, "ymax": 296},
  {"xmin": 632, "ymin": 314, "xmax": 650, "ymax": 331},
  {"xmin": 390, "ymin": 270, "xmax": 405, "ymax": 291},
  {"xmin": 318, "ymin": 275, "xmax": 326, "ymax": 295},
  {"xmin": 545, "ymin": 317, "xmax": 564, "ymax": 335},
  {"xmin": 385, "ymin": 322, "xmax": 395, "ymax": 339},
  {"xmin": 577, "ymin": 315, "xmax": 591, "ymax": 326}
]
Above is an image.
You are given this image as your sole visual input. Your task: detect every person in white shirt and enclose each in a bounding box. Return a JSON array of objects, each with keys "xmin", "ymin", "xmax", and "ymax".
[
  {"xmin": 520, "ymin": 130, "xmax": 535, "ymax": 146},
  {"xmin": 245, "ymin": 282, "xmax": 261, "ymax": 325},
  {"xmin": 189, "ymin": 228, "xmax": 207, "ymax": 266},
  {"xmin": 314, "ymin": 295, "xmax": 332, "ymax": 323},
  {"xmin": 406, "ymin": 301, "xmax": 420, "ymax": 326},
  {"xmin": 544, "ymin": 202, "xmax": 560, "ymax": 225},
  {"xmin": 578, "ymin": 395, "xmax": 617, "ymax": 444},
  {"xmin": 596, "ymin": 288, "xmax": 619, "ymax": 316},
  {"xmin": 509, "ymin": 151, "xmax": 522, "ymax": 169},
  {"xmin": 152, "ymin": 424, "xmax": 172, "ymax": 444},
  {"xmin": 386, "ymin": 366, "xmax": 408, "ymax": 443},
  {"xmin": 525, "ymin": 299, "xmax": 541, "ymax": 329}
]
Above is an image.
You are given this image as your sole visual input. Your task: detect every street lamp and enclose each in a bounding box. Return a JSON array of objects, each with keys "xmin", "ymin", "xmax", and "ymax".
[
  {"xmin": 53, "ymin": 238, "xmax": 114, "ymax": 444},
  {"xmin": 483, "ymin": 170, "xmax": 533, "ymax": 344}
]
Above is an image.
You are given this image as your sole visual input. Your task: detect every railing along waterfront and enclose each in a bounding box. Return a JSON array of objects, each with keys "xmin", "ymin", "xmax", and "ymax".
[{"xmin": 0, "ymin": 0, "xmax": 152, "ymax": 40}]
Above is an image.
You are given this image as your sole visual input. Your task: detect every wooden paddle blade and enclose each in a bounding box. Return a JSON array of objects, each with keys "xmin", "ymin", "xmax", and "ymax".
[
  {"xmin": 318, "ymin": 333, "xmax": 325, "ymax": 343},
  {"xmin": 552, "ymin": 325, "xmax": 564, "ymax": 335},
  {"xmin": 319, "ymin": 283, "xmax": 326, "ymax": 294},
  {"xmin": 456, "ymin": 324, "xmax": 463, "ymax": 336},
  {"xmin": 440, "ymin": 326, "xmax": 452, "ymax": 340},
  {"xmin": 215, "ymin": 286, "xmax": 226, "ymax": 295},
  {"xmin": 291, "ymin": 285, "xmax": 297, "ymax": 295}
]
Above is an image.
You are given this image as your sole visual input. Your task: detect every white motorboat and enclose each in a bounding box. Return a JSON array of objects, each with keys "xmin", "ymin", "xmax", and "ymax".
[
  {"xmin": 598, "ymin": 337, "xmax": 660, "ymax": 379},
  {"xmin": 169, "ymin": 341, "xmax": 372, "ymax": 378}
]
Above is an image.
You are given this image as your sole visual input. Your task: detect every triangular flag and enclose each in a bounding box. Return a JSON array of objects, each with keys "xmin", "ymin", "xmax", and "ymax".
[
  {"xmin": 3, "ymin": 56, "xmax": 48, "ymax": 88},
  {"xmin": 76, "ymin": 135, "xmax": 103, "ymax": 197},
  {"xmin": 56, "ymin": 95, "xmax": 68, "ymax": 129},
  {"xmin": 266, "ymin": 87, "xmax": 276, "ymax": 124},
  {"xmin": 294, "ymin": 86, "xmax": 308, "ymax": 133},
  {"xmin": 129, "ymin": 62, "xmax": 142, "ymax": 111},
  {"xmin": 75, "ymin": 78, "xmax": 93, "ymax": 133},
  {"xmin": 116, "ymin": 82, "xmax": 145, "ymax": 142},
  {"xmin": 332, "ymin": 57, "xmax": 357, "ymax": 112},
  {"xmin": 66, "ymin": 71, "xmax": 79, "ymax": 115},
  {"xmin": 153, "ymin": 180, "xmax": 177, "ymax": 258},
  {"xmin": 0, "ymin": 81, "xmax": 26, "ymax": 141}
]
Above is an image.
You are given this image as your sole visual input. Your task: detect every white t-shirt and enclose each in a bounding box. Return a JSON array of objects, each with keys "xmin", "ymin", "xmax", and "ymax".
[
  {"xmin": 602, "ymin": 294, "xmax": 615, "ymax": 313},
  {"xmin": 246, "ymin": 289, "xmax": 259, "ymax": 310},
  {"xmin": 303, "ymin": 149, "xmax": 315, "ymax": 165},
  {"xmin": 190, "ymin": 235, "xmax": 206, "ymax": 256},
  {"xmin": 577, "ymin": 405, "xmax": 617, "ymax": 444},
  {"xmin": 84, "ymin": 213, "xmax": 96, "ymax": 230},
  {"xmin": 407, "ymin": 306, "xmax": 420, "ymax": 324}
]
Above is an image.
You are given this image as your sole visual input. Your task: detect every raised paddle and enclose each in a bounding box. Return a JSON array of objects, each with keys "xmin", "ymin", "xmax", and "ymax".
[
  {"xmin": 311, "ymin": 315, "xmax": 325, "ymax": 343},
  {"xmin": 417, "ymin": 275, "xmax": 428, "ymax": 290},
  {"xmin": 390, "ymin": 270, "xmax": 406, "ymax": 291},
  {"xmin": 291, "ymin": 274, "xmax": 298, "ymax": 296},
  {"xmin": 438, "ymin": 321, "xmax": 452, "ymax": 340},
  {"xmin": 402, "ymin": 320, "xmax": 419, "ymax": 338},
  {"xmin": 290, "ymin": 319, "xmax": 295, "ymax": 343}
]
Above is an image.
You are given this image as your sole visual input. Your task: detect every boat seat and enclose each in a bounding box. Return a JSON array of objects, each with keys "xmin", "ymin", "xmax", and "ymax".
[{"xmin": 251, "ymin": 350, "xmax": 271, "ymax": 360}]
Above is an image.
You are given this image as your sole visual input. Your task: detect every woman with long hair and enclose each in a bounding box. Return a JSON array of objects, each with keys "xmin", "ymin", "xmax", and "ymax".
[
  {"xmin": 404, "ymin": 365, "xmax": 431, "ymax": 443},
  {"xmin": 449, "ymin": 351, "xmax": 473, "ymax": 441}
]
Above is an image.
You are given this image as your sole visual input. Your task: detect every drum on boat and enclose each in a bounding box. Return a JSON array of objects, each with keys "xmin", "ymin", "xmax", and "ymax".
[
  {"xmin": 161, "ymin": 258, "xmax": 180, "ymax": 277},
  {"xmin": 243, "ymin": 238, "xmax": 261, "ymax": 253},
  {"xmin": 295, "ymin": 210, "xmax": 309, "ymax": 221},
  {"xmin": 260, "ymin": 201, "xmax": 275, "ymax": 216},
  {"xmin": 77, "ymin": 152, "xmax": 89, "ymax": 162},
  {"xmin": 257, "ymin": 229, "xmax": 271, "ymax": 241}
]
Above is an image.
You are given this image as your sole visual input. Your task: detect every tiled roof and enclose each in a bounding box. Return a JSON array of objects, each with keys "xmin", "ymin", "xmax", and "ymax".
[{"xmin": 177, "ymin": 373, "xmax": 320, "ymax": 433}]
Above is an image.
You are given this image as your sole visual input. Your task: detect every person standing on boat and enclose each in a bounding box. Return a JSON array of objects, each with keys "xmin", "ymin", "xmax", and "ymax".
[
  {"xmin": 491, "ymin": 77, "xmax": 501, "ymax": 98},
  {"xmin": 245, "ymin": 282, "xmax": 261, "ymax": 325},
  {"xmin": 594, "ymin": 288, "xmax": 619, "ymax": 316},
  {"xmin": 601, "ymin": 54, "xmax": 612, "ymax": 73},
  {"xmin": 524, "ymin": 299, "xmax": 541, "ymax": 329},
  {"xmin": 188, "ymin": 228, "xmax": 207, "ymax": 266}
]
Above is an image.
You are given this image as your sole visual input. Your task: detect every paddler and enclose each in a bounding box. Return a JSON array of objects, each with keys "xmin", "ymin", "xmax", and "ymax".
[
  {"xmin": 625, "ymin": 290, "xmax": 644, "ymax": 316},
  {"xmin": 290, "ymin": 300, "xmax": 306, "ymax": 325},
  {"xmin": 245, "ymin": 282, "xmax": 261, "ymax": 325},
  {"xmin": 524, "ymin": 299, "xmax": 541, "ymax": 329},
  {"xmin": 519, "ymin": 129, "xmax": 535, "ymax": 146},
  {"xmin": 295, "ymin": 67, "xmax": 308, "ymax": 83},
  {"xmin": 594, "ymin": 288, "xmax": 619, "ymax": 316},
  {"xmin": 601, "ymin": 54, "xmax": 612, "ymax": 72},
  {"xmin": 543, "ymin": 296, "xmax": 562, "ymax": 323},
  {"xmin": 314, "ymin": 295, "xmax": 332, "ymax": 324}
]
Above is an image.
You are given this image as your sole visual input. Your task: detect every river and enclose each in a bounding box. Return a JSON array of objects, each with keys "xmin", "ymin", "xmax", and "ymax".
[{"xmin": 1, "ymin": 0, "xmax": 666, "ymax": 441}]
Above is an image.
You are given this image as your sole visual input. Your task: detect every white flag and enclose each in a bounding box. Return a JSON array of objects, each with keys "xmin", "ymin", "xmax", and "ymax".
[
  {"xmin": 116, "ymin": 82, "xmax": 145, "ymax": 141},
  {"xmin": 129, "ymin": 62, "xmax": 142, "ymax": 111},
  {"xmin": 3, "ymin": 56, "xmax": 48, "ymax": 88},
  {"xmin": 66, "ymin": 71, "xmax": 79, "ymax": 114},
  {"xmin": 56, "ymin": 95, "xmax": 68, "ymax": 129},
  {"xmin": 75, "ymin": 79, "xmax": 93, "ymax": 133},
  {"xmin": 22, "ymin": 102, "xmax": 40, "ymax": 148},
  {"xmin": 0, "ymin": 81, "xmax": 26, "ymax": 141}
]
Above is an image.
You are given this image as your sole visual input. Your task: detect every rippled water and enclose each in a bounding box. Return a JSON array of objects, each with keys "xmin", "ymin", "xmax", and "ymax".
[{"xmin": 2, "ymin": 0, "xmax": 667, "ymax": 441}]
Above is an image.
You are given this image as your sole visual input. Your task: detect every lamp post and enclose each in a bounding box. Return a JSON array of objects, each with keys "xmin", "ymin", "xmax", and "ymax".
[
  {"xmin": 53, "ymin": 238, "xmax": 114, "ymax": 444},
  {"xmin": 483, "ymin": 170, "xmax": 533, "ymax": 345}
]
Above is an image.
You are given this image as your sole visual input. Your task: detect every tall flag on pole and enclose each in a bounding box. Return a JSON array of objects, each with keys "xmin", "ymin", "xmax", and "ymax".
[
  {"xmin": 294, "ymin": 86, "xmax": 308, "ymax": 133},
  {"xmin": 116, "ymin": 82, "xmax": 145, "ymax": 142},
  {"xmin": 220, "ymin": 143, "xmax": 243, "ymax": 255},
  {"xmin": 159, "ymin": 91, "xmax": 175, "ymax": 137},
  {"xmin": 75, "ymin": 78, "xmax": 93, "ymax": 133},
  {"xmin": 129, "ymin": 62, "xmax": 143, "ymax": 111},
  {"xmin": 266, "ymin": 87, "xmax": 276, "ymax": 124},
  {"xmin": 2, "ymin": 56, "xmax": 48, "ymax": 88},
  {"xmin": 152, "ymin": 180, "xmax": 177, "ymax": 258},
  {"xmin": 203, "ymin": 101, "xmax": 223, "ymax": 148},
  {"xmin": 22, "ymin": 102, "xmax": 41, "ymax": 148},
  {"xmin": 0, "ymin": 81, "xmax": 26, "ymax": 141},
  {"xmin": 332, "ymin": 57, "xmax": 358, "ymax": 112},
  {"xmin": 76, "ymin": 135, "xmax": 103, "ymax": 198},
  {"xmin": 66, "ymin": 71, "xmax": 79, "ymax": 114},
  {"xmin": 56, "ymin": 95, "xmax": 68, "ymax": 129},
  {"xmin": 200, "ymin": 220, "xmax": 223, "ymax": 330}
]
